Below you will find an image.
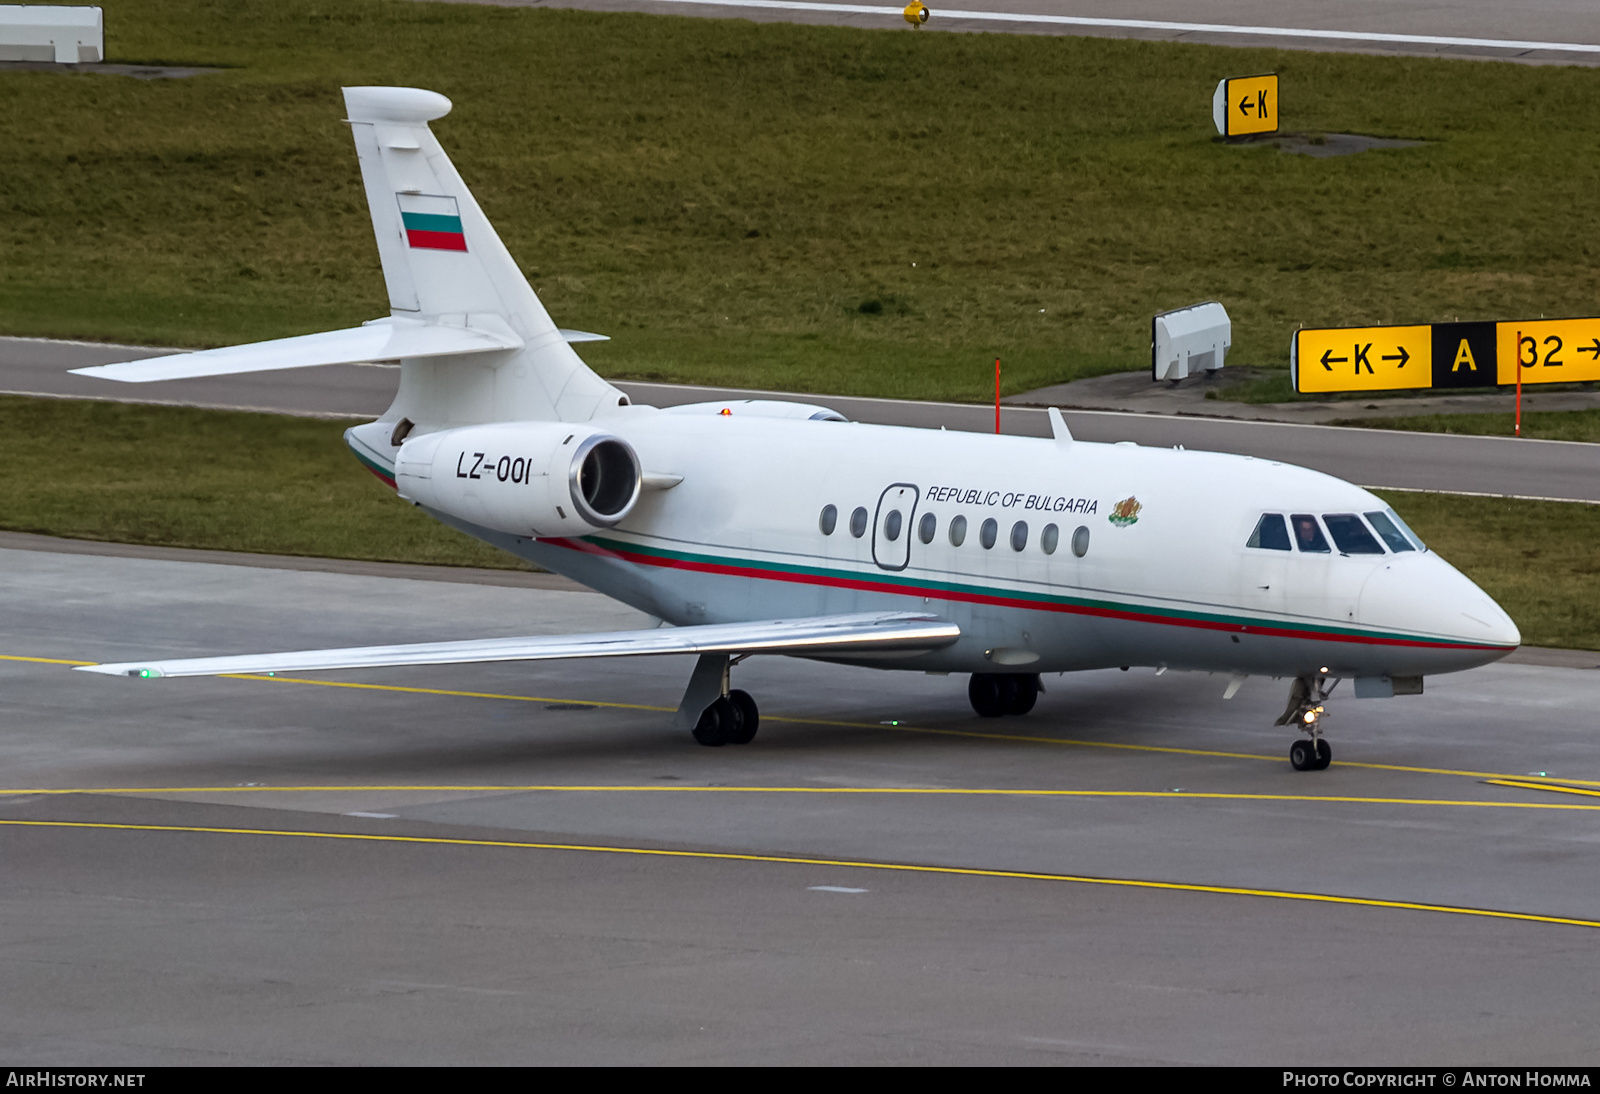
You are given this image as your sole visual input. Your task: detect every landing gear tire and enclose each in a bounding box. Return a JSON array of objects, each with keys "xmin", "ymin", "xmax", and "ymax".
[
  {"xmin": 726, "ymin": 689, "xmax": 759, "ymax": 745},
  {"xmin": 969, "ymin": 673, "xmax": 1007, "ymax": 718},
  {"xmin": 1009, "ymin": 674, "xmax": 1040, "ymax": 716},
  {"xmin": 692, "ymin": 697, "xmax": 735, "ymax": 747},
  {"xmin": 1289, "ymin": 739, "xmax": 1332, "ymax": 771},
  {"xmin": 692, "ymin": 692, "xmax": 759, "ymax": 747},
  {"xmin": 969, "ymin": 673, "xmax": 1040, "ymax": 718}
]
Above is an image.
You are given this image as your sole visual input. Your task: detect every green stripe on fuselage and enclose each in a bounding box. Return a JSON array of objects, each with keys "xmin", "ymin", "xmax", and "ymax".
[{"xmin": 583, "ymin": 534, "xmax": 1465, "ymax": 648}]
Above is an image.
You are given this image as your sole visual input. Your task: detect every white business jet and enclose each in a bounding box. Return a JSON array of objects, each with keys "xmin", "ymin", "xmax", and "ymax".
[{"xmin": 71, "ymin": 87, "xmax": 1520, "ymax": 771}]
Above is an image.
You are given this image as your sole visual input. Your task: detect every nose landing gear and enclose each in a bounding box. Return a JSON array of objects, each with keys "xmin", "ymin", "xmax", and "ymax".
[{"xmin": 1277, "ymin": 674, "xmax": 1336, "ymax": 771}]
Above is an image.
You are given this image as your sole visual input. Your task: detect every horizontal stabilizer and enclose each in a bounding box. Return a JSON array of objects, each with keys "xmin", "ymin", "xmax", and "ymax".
[
  {"xmin": 74, "ymin": 611, "xmax": 961, "ymax": 679},
  {"xmin": 68, "ymin": 316, "xmax": 524, "ymax": 384}
]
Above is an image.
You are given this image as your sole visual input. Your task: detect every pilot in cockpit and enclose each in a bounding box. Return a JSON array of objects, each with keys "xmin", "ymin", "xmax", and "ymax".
[{"xmin": 1292, "ymin": 515, "xmax": 1328, "ymax": 552}]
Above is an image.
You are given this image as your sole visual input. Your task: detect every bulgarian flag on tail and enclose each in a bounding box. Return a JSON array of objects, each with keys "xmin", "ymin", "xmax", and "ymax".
[{"xmin": 397, "ymin": 193, "xmax": 467, "ymax": 252}]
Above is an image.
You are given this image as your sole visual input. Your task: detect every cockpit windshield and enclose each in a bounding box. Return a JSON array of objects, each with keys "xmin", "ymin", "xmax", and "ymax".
[
  {"xmin": 1323, "ymin": 514, "xmax": 1385, "ymax": 555},
  {"xmin": 1246, "ymin": 513, "xmax": 1291, "ymax": 550},
  {"xmin": 1290, "ymin": 514, "xmax": 1330, "ymax": 553},
  {"xmin": 1367, "ymin": 508, "xmax": 1425, "ymax": 552},
  {"xmin": 1250, "ymin": 510, "xmax": 1423, "ymax": 556}
]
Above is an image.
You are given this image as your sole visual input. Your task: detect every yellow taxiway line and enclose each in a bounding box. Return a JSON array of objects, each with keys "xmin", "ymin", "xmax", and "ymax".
[
  {"xmin": 4, "ymin": 817, "xmax": 1596, "ymax": 931},
  {"xmin": 4, "ymin": 783, "xmax": 1600, "ymax": 813},
  {"xmin": 1484, "ymin": 778, "xmax": 1600, "ymax": 798},
  {"xmin": 11, "ymin": 651, "xmax": 1599, "ymax": 787}
]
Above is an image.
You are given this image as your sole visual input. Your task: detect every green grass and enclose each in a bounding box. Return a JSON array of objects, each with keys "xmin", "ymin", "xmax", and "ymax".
[
  {"xmin": 7, "ymin": 2, "xmax": 1600, "ymax": 399},
  {"xmin": 1, "ymin": 396, "xmax": 1593, "ymax": 649},
  {"xmin": 0, "ymin": 396, "xmax": 521, "ymax": 569},
  {"xmin": 1335, "ymin": 408, "xmax": 1600, "ymax": 442},
  {"xmin": 1372, "ymin": 491, "xmax": 1600, "ymax": 651}
]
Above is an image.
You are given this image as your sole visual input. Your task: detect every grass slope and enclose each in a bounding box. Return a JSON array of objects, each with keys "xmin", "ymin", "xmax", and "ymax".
[
  {"xmin": 4, "ymin": 2, "xmax": 1600, "ymax": 399},
  {"xmin": 1372, "ymin": 491, "xmax": 1600, "ymax": 652},
  {"xmin": 1, "ymin": 396, "xmax": 1593, "ymax": 649},
  {"xmin": 0, "ymin": 396, "xmax": 519, "ymax": 569}
]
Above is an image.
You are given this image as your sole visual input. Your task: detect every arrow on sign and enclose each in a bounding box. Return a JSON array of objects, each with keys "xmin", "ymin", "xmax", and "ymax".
[
  {"xmin": 1580, "ymin": 339, "xmax": 1600, "ymax": 361},
  {"xmin": 1381, "ymin": 347, "xmax": 1411, "ymax": 368},
  {"xmin": 1239, "ymin": 95, "xmax": 1254, "ymax": 117},
  {"xmin": 1320, "ymin": 349, "xmax": 1348, "ymax": 370}
]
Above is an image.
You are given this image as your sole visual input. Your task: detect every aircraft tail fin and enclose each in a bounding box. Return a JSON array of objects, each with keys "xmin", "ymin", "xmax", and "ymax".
[{"xmin": 342, "ymin": 86, "xmax": 624, "ymax": 427}]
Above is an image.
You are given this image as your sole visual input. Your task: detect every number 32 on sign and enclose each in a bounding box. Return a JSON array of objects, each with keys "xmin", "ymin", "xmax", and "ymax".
[{"xmin": 1496, "ymin": 319, "xmax": 1600, "ymax": 385}]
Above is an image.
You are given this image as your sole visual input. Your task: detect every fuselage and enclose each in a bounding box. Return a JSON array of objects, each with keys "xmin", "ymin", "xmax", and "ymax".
[{"xmin": 353, "ymin": 408, "xmax": 1520, "ymax": 681}]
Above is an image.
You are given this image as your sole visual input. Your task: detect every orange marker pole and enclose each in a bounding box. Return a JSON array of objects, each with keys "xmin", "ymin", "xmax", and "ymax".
[
  {"xmin": 994, "ymin": 357, "xmax": 1001, "ymax": 434},
  {"xmin": 1515, "ymin": 330, "xmax": 1523, "ymax": 437}
]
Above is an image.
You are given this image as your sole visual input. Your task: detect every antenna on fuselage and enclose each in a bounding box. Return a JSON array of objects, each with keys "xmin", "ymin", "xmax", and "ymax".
[{"xmin": 1047, "ymin": 407, "xmax": 1074, "ymax": 447}]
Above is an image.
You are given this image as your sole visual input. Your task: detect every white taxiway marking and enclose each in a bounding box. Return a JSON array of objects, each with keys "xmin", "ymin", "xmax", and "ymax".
[
  {"xmin": 644, "ymin": 0, "xmax": 1600, "ymax": 54},
  {"xmin": 809, "ymin": 885, "xmax": 870, "ymax": 894},
  {"xmin": 344, "ymin": 811, "xmax": 398, "ymax": 819}
]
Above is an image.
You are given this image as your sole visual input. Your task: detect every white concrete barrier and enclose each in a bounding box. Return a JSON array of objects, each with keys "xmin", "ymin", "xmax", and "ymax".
[
  {"xmin": 0, "ymin": 5, "xmax": 103, "ymax": 64},
  {"xmin": 1152, "ymin": 301, "xmax": 1231, "ymax": 383}
]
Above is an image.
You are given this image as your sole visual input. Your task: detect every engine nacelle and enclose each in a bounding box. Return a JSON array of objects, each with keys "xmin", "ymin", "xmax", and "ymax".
[{"xmin": 394, "ymin": 421, "xmax": 641, "ymax": 537}]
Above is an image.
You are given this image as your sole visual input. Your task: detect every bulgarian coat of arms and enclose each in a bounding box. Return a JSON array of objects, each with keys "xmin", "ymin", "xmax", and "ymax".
[{"xmin": 1108, "ymin": 497, "xmax": 1142, "ymax": 528}]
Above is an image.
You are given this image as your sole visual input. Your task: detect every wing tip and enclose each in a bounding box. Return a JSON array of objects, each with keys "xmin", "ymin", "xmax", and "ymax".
[{"xmin": 74, "ymin": 664, "xmax": 164, "ymax": 678}]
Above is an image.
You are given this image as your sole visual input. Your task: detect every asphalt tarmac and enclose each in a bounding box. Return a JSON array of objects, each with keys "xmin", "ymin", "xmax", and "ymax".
[
  {"xmin": 447, "ymin": 0, "xmax": 1600, "ymax": 64},
  {"xmin": 5, "ymin": 336, "xmax": 1599, "ymax": 504},
  {"xmin": 3, "ymin": 545, "xmax": 1599, "ymax": 1064}
]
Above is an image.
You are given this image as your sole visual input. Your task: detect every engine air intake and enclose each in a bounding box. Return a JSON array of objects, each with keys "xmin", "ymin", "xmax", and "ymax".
[{"xmin": 571, "ymin": 436, "xmax": 641, "ymax": 525}]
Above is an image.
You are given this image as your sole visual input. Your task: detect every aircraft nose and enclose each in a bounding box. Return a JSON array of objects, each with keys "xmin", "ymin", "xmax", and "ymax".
[{"xmin": 1359, "ymin": 556, "xmax": 1520, "ymax": 651}]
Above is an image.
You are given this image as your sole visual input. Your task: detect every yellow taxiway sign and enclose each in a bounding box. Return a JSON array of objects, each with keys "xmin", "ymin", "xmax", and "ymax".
[{"xmin": 1213, "ymin": 74, "xmax": 1278, "ymax": 138}]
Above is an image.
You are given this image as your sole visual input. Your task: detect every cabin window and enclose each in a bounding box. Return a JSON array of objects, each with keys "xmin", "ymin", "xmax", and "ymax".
[
  {"xmin": 1010, "ymin": 521, "xmax": 1028, "ymax": 551},
  {"xmin": 884, "ymin": 509, "xmax": 903, "ymax": 541},
  {"xmin": 918, "ymin": 512, "xmax": 937, "ymax": 544},
  {"xmin": 1367, "ymin": 509, "xmax": 1424, "ymax": 552},
  {"xmin": 1041, "ymin": 524, "xmax": 1059, "ymax": 555},
  {"xmin": 1323, "ymin": 513, "xmax": 1384, "ymax": 555},
  {"xmin": 979, "ymin": 518, "xmax": 998, "ymax": 549},
  {"xmin": 1247, "ymin": 513, "xmax": 1291, "ymax": 551},
  {"xmin": 1290, "ymin": 514, "xmax": 1330, "ymax": 553},
  {"xmin": 849, "ymin": 506, "xmax": 869, "ymax": 538},
  {"xmin": 948, "ymin": 515, "xmax": 968, "ymax": 547},
  {"xmin": 819, "ymin": 504, "xmax": 838, "ymax": 535},
  {"xmin": 1071, "ymin": 525, "xmax": 1090, "ymax": 557}
]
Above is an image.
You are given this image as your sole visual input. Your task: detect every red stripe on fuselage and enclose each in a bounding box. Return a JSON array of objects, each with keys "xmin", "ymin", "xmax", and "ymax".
[{"xmin": 541, "ymin": 537, "xmax": 1507, "ymax": 653}]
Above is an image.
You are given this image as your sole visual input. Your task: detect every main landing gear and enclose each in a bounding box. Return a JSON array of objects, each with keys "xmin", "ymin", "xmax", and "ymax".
[
  {"xmin": 968, "ymin": 673, "xmax": 1041, "ymax": 718},
  {"xmin": 1276, "ymin": 674, "xmax": 1337, "ymax": 771},
  {"xmin": 675, "ymin": 653, "xmax": 761, "ymax": 747},
  {"xmin": 693, "ymin": 689, "xmax": 759, "ymax": 747}
]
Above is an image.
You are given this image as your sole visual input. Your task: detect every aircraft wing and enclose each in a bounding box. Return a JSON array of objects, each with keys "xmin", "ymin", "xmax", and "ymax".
[
  {"xmin": 74, "ymin": 611, "xmax": 961, "ymax": 679},
  {"xmin": 67, "ymin": 316, "xmax": 526, "ymax": 383}
]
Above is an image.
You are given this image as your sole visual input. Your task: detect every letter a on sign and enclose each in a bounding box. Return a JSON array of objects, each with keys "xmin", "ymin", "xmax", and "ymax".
[{"xmin": 1453, "ymin": 339, "xmax": 1478, "ymax": 371}]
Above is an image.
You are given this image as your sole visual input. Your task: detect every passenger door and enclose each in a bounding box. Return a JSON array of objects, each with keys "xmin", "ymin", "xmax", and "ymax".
[{"xmin": 872, "ymin": 483, "xmax": 919, "ymax": 572}]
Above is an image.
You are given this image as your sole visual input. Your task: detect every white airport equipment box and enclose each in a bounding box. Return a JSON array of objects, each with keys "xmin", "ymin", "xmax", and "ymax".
[
  {"xmin": 1152, "ymin": 301, "xmax": 1230, "ymax": 382},
  {"xmin": 0, "ymin": 5, "xmax": 102, "ymax": 63}
]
